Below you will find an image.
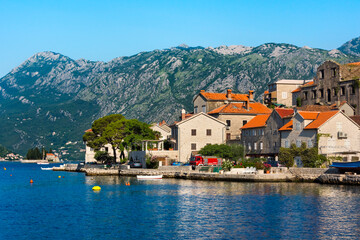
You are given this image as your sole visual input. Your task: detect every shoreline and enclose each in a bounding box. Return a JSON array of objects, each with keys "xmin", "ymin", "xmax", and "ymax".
[{"xmin": 51, "ymin": 163, "xmax": 360, "ymax": 185}]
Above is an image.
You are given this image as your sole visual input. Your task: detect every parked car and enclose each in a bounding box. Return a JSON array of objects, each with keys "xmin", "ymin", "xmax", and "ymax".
[
  {"xmin": 130, "ymin": 161, "xmax": 142, "ymax": 168},
  {"xmin": 171, "ymin": 162, "xmax": 182, "ymax": 166}
]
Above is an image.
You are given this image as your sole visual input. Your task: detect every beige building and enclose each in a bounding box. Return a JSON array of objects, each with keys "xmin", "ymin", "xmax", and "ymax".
[
  {"xmin": 170, "ymin": 112, "xmax": 227, "ymax": 162},
  {"xmin": 279, "ymin": 110, "xmax": 360, "ymax": 163},
  {"xmin": 150, "ymin": 120, "xmax": 171, "ymax": 140},
  {"xmin": 264, "ymin": 79, "xmax": 311, "ymax": 107}
]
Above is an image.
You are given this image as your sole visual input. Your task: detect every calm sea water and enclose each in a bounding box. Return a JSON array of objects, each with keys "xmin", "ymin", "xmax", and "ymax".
[{"xmin": 1, "ymin": 162, "xmax": 360, "ymax": 240}]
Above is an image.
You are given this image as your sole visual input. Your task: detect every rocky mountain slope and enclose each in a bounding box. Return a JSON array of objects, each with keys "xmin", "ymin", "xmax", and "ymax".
[{"xmin": 1, "ymin": 37, "xmax": 360, "ymax": 159}]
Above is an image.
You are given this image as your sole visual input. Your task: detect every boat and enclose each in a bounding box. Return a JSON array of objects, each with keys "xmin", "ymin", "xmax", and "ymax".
[
  {"xmin": 37, "ymin": 162, "xmax": 49, "ymax": 165},
  {"xmin": 137, "ymin": 175, "xmax": 163, "ymax": 179},
  {"xmin": 330, "ymin": 161, "xmax": 360, "ymax": 173},
  {"xmin": 41, "ymin": 167, "xmax": 53, "ymax": 170}
]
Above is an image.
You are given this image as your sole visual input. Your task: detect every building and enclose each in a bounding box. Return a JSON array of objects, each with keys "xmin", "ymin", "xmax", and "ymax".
[
  {"xmin": 241, "ymin": 108, "xmax": 293, "ymax": 159},
  {"xmin": 296, "ymin": 101, "xmax": 355, "ymax": 116},
  {"xmin": 46, "ymin": 153, "xmax": 60, "ymax": 162},
  {"xmin": 208, "ymin": 102, "xmax": 271, "ymax": 141},
  {"xmin": 150, "ymin": 120, "xmax": 171, "ymax": 140},
  {"xmin": 298, "ymin": 60, "xmax": 360, "ymax": 114},
  {"xmin": 264, "ymin": 79, "xmax": 311, "ymax": 107},
  {"xmin": 170, "ymin": 112, "xmax": 227, "ymax": 162},
  {"xmin": 279, "ymin": 110, "xmax": 360, "ymax": 162}
]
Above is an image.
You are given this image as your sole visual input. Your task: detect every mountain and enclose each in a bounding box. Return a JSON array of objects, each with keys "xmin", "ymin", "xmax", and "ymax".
[
  {"xmin": 1, "ymin": 40, "xmax": 360, "ymax": 159},
  {"xmin": 338, "ymin": 36, "xmax": 360, "ymax": 56}
]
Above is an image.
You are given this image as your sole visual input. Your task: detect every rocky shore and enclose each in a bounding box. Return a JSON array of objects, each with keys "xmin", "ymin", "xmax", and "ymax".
[{"xmin": 53, "ymin": 164, "xmax": 360, "ymax": 185}]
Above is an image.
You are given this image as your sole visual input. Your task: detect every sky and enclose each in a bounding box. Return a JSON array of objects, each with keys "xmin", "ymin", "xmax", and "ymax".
[{"xmin": 0, "ymin": 0, "xmax": 359, "ymax": 77}]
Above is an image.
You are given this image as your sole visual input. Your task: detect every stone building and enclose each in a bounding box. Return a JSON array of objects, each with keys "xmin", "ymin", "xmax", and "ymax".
[
  {"xmin": 170, "ymin": 112, "xmax": 226, "ymax": 162},
  {"xmin": 279, "ymin": 110, "xmax": 360, "ymax": 163},
  {"xmin": 298, "ymin": 60, "xmax": 360, "ymax": 114},
  {"xmin": 150, "ymin": 120, "xmax": 171, "ymax": 140},
  {"xmin": 241, "ymin": 108, "xmax": 293, "ymax": 159},
  {"xmin": 263, "ymin": 79, "xmax": 311, "ymax": 107}
]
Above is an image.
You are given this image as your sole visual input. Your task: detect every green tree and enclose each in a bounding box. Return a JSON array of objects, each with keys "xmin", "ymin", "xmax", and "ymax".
[
  {"xmin": 94, "ymin": 151, "xmax": 112, "ymax": 164},
  {"xmin": 198, "ymin": 144, "xmax": 233, "ymax": 159},
  {"xmin": 229, "ymin": 144, "xmax": 244, "ymax": 163},
  {"xmin": 279, "ymin": 147, "xmax": 294, "ymax": 167}
]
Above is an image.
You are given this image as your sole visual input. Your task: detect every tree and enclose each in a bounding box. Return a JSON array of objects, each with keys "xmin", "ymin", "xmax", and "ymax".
[
  {"xmin": 94, "ymin": 151, "xmax": 112, "ymax": 164},
  {"xmin": 279, "ymin": 147, "xmax": 294, "ymax": 168},
  {"xmin": 229, "ymin": 144, "xmax": 244, "ymax": 163},
  {"xmin": 198, "ymin": 144, "xmax": 233, "ymax": 159}
]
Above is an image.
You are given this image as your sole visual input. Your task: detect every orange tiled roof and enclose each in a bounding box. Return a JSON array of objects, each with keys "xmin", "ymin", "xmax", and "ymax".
[
  {"xmin": 85, "ymin": 129, "xmax": 92, "ymax": 132},
  {"xmin": 291, "ymin": 87, "xmax": 301, "ymax": 93},
  {"xmin": 279, "ymin": 120, "xmax": 293, "ymax": 131},
  {"xmin": 46, "ymin": 153, "xmax": 55, "ymax": 156},
  {"xmin": 264, "ymin": 90, "xmax": 269, "ymax": 94},
  {"xmin": 347, "ymin": 62, "xmax": 360, "ymax": 66},
  {"xmin": 304, "ymin": 111, "xmax": 338, "ymax": 129},
  {"xmin": 241, "ymin": 114, "xmax": 270, "ymax": 129},
  {"xmin": 303, "ymin": 81, "xmax": 314, "ymax": 87},
  {"xmin": 208, "ymin": 102, "xmax": 272, "ymax": 115},
  {"xmin": 200, "ymin": 92, "xmax": 249, "ymax": 101},
  {"xmin": 159, "ymin": 120, "xmax": 167, "ymax": 126},
  {"xmin": 298, "ymin": 111, "xmax": 319, "ymax": 120},
  {"xmin": 275, "ymin": 108, "xmax": 294, "ymax": 118}
]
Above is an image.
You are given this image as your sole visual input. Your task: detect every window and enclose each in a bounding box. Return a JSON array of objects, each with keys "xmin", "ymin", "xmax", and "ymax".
[
  {"xmin": 226, "ymin": 120, "xmax": 231, "ymax": 126},
  {"xmin": 194, "ymin": 106, "xmax": 198, "ymax": 114},
  {"xmin": 260, "ymin": 142, "xmax": 263, "ymax": 150},
  {"xmin": 248, "ymin": 142, "xmax": 251, "ymax": 151},
  {"xmin": 331, "ymin": 68, "xmax": 336, "ymax": 77},
  {"xmin": 206, "ymin": 129, "xmax": 212, "ymax": 136},
  {"xmin": 191, "ymin": 143, "xmax": 196, "ymax": 150},
  {"xmin": 282, "ymin": 92, "xmax": 287, "ymax": 99},
  {"xmin": 319, "ymin": 69, "xmax": 324, "ymax": 79},
  {"xmin": 258, "ymin": 129, "xmax": 264, "ymax": 136},
  {"xmin": 254, "ymin": 142, "xmax": 257, "ymax": 150},
  {"xmin": 312, "ymin": 90, "xmax": 317, "ymax": 99},
  {"xmin": 333, "ymin": 88, "xmax": 337, "ymax": 97},
  {"xmin": 105, "ymin": 147, "xmax": 109, "ymax": 152},
  {"xmin": 327, "ymin": 89, "xmax": 331, "ymax": 102},
  {"xmin": 350, "ymin": 85, "xmax": 355, "ymax": 95},
  {"xmin": 191, "ymin": 129, "xmax": 196, "ymax": 136},
  {"xmin": 341, "ymin": 86, "xmax": 345, "ymax": 96},
  {"xmin": 226, "ymin": 133, "xmax": 231, "ymax": 140},
  {"xmin": 296, "ymin": 140, "xmax": 301, "ymax": 147},
  {"xmin": 253, "ymin": 129, "xmax": 257, "ymax": 136},
  {"xmin": 295, "ymin": 122, "xmax": 301, "ymax": 131},
  {"xmin": 202, "ymin": 105, "xmax": 206, "ymax": 112},
  {"xmin": 319, "ymin": 89, "xmax": 324, "ymax": 98},
  {"xmin": 304, "ymin": 91, "xmax": 308, "ymax": 100},
  {"xmin": 285, "ymin": 140, "xmax": 290, "ymax": 148},
  {"xmin": 308, "ymin": 140, "xmax": 313, "ymax": 148},
  {"xmin": 242, "ymin": 120, "xmax": 247, "ymax": 126}
]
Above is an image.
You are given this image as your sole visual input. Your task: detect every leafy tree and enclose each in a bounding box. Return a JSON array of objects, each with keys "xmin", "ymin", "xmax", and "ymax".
[
  {"xmin": 94, "ymin": 151, "xmax": 112, "ymax": 164},
  {"xmin": 229, "ymin": 144, "xmax": 244, "ymax": 163},
  {"xmin": 26, "ymin": 147, "xmax": 43, "ymax": 159},
  {"xmin": 198, "ymin": 144, "xmax": 233, "ymax": 159},
  {"xmin": 0, "ymin": 144, "xmax": 11, "ymax": 157},
  {"xmin": 279, "ymin": 147, "xmax": 294, "ymax": 168}
]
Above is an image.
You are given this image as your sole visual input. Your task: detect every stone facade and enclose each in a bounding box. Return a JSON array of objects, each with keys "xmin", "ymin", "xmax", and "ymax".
[
  {"xmin": 300, "ymin": 60, "xmax": 360, "ymax": 114},
  {"xmin": 171, "ymin": 112, "xmax": 226, "ymax": 162}
]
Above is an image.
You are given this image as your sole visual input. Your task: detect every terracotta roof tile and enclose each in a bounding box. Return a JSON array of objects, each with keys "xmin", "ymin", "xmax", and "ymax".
[
  {"xmin": 279, "ymin": 120, "xmax": 293, "ymax": 131},
  {"xmin": 200, "ymin": 92, "xmax": 249, "ymax": 101},
  {"xmin": 298, "ymin": 111, "xmax": 319, "ymax": 120},
  {"xmin": 275, "ymin": 108, "xmax": 294, "ymax": 118},
  {"xmin": 291, "ymin": 87, "xmax": 301, "ymax": 93},
  {"xmin": 85, "ymin": 129, "xmax": 92, "ymax": 132},
  {"xmin": 304, "ymin": 111, "xmax": 338, "ymax": 129},
  {"xmin": 264, "ymin": 90, "xmax": 269, "ymax": 94},
  {"xmin": 159, "ymin": 120, "xmax": 167, "ymax": 126},
  {"xmin": 208, "ymin": 102, "xmax": 272, "ymax": 115},
  {"xmin": 301, "ymin": 80, "xmax": 314, "ymax": 88},
  {"xmin": 241, "ymin": 114, "xmax": 270, "ymax": 129},
  {"xmin": 347, "ymin": 62, "xmax": 360, "ymax": 66}
]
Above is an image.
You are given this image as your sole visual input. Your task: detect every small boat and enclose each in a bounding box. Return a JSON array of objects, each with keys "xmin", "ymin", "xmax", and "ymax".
[
  {"xmin": 41, "ymin": 167, "xmax": 53, "ymax": 170},
  {"xmin": 137, "ymin": 175, "xmax": 163, "ymax": 179},
  {"xmin": 330, "ymin": 161, "xmax": 360, "ymax": 173},
  {"xmin": 37, "ymin": 162, "xmax": 49, "ymax": 165}
]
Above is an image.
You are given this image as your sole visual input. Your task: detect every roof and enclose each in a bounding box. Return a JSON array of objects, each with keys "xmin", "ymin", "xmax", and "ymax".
[
  {"xmin": 347, "ymin": 62, "xmax": 360, "ymax": 66},
  {"xmin": 85, "ymin": 129, "xmax": 92, "ymax": 132},
  {"xmin": 175, "ymin": 112, "xmax": 227, "ymax": 126},
  {"xmin": 208, "ymin": 102, "xmax": 272, "ymax": 115},
  {"xmin": 340, "ymin": 62, "xmax": 360, "ymax": 81},
  {"xmin": 298, "ymin": 111, "xmax": 319, "ymax": 120},
  {"xmin": 275, "ymin": 79, "xmax": 311, "ymax": 85},
  {"xmin": 264, "ymin": 90, "xmax": 269, "ymax": 94},
  {"xmin": 241, "ymin": 114, "xmax": 270, "ymax": 129},
  {"xmin": 199, "ymin": 91, "xmax": 249, "ymax": 101},
  {"xmin": 159, "ymin": 120, "xmax": 167, "ymax": 126},
  {"xmin": 275, "ymin": 108, "xmax": 294, "ymax": 118},
  {"xmin": 350, "ymin": 115, "xmax": 360, "ymax": 126},
  {"xmin": 301, "ymin": 80, "xmax": 315, "ymax": 88},
  {"xmin": 46, "ymin": 153, "xmax": 55, "ymax": 156},
  {"xmin": 304, "ymin": 111, "xmax": 338, "ymax": 129},
  {"xmin": 291, "ymin": 87, "xmax": 301, "ymax": 93},
  {"xmin": 279, "ymin": 120, "xmax": 293, "ymax": 131}
]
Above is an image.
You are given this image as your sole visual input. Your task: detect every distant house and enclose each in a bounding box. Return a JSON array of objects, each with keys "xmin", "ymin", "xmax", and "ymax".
[
  {"xmin": 241, "ymin": 108, "xmax": 293, "ymax": 159},
  {"xmin": 263, "ymin": 79, "xmax": 312, "ymax": 107},
  {"xmin": 46, "ymin": 153, "xmax": 60, "ymax": 162},
  {"xmin": 279, "ymin": 110, "xmax": 360, "ymax": 162},
  {"xmin": 298, "ymin": 60, "xmax": 360, "ymax": 114},
  {"xmin": 170, "ymin": 112, "xmax": 227, "ymax": 162}
]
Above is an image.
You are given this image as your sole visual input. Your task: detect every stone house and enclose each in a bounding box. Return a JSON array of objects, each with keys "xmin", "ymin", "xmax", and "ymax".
[
  {"xmin": 279, "ymin": 110, "xmax": 360, "ymax": 162},
  {"xmin": 150, "ymin": 120, "xmax": 171, "ymax": 140},
  {"xmin": 264, "ymin": 79, "xmax": 311, "ymax": 107},
  {"xmin": 298, "ymin": 60, "xmax": 360, "ymax": 114},
  {"xmin": 208, "ymin": 102, "xmax": 271, "ymax": 141},
  {"xmin": 170, "ymin": 112, "xmax": 227, "ymax": 162},
  {"xmin": 241, "ymin": 108, "xmax": 293, "ymax": 159},
  {"xmin": 46, "ymin": 153, "xmax": 60, "ymax": 162}
]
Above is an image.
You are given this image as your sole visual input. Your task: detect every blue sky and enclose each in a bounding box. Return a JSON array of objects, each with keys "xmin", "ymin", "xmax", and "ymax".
[{"xmin": 0, "ymin": 0, "xmax": 359, "ymax": 77}]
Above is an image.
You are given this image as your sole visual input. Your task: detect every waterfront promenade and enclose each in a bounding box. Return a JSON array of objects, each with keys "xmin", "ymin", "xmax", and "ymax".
[{"xmin": 53, "ymin": 164, "xmax": 360, "ymax": 185}]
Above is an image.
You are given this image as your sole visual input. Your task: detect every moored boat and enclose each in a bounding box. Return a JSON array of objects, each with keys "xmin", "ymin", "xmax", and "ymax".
[
  {"xmin": 37, "ymin": 162, "xmax": 50, "ymax": 165},
  {"xmin": 41, "ymin": 167, "xmax": 53, "ymax": 170},
  {"xmin": 137, "ymin": 175, "xmax": 163, "ymax": 179},
  {"xmin": 330, "ymin": 161, "xmax": 360, "ymax": 173}
]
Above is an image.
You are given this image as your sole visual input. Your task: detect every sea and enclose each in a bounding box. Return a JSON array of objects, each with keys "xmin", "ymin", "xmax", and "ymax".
[{"xmin": 1, "ymin": 162, "xmax": 360, "ymax": 240}]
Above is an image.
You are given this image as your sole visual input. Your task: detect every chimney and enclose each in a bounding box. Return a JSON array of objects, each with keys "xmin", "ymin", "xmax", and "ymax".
[
  {"xmin": 226, "ymin": 89, "xmax": 232, "ymax": 100},
  {"xmin": 181, "ymin": 109, "xmax": 186, "ymax": 120},
  {"xmin": 249, "ymin": 90, "xmax": 254, "ymax": 102},
  {"xmin": 246, "ymin": 100, "xmax": 250, "ymax": 111}
]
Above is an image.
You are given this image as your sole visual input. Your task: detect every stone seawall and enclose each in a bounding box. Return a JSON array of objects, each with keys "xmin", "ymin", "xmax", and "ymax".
[{"xmin": 317, "ymin": 174, "xmax": 360, "ymax": 185}]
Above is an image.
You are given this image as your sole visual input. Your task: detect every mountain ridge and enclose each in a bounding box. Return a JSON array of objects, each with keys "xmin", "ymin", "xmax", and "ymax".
[{"xmin": 1, "ymin": 37, "xmax": 360, "ymax": 159}]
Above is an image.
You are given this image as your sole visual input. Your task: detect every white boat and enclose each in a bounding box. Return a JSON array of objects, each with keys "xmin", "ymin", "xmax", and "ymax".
[
  {"xmin": 37, "ymin": 162, "xmax": 49, "ymax": 165},
  {"xmin": 137, "ymin": 175, "xmax": 163, "ymax": 179},
  {"xmin": 41, "ymin": 167, "xmax": 53, "ymax": 170}
]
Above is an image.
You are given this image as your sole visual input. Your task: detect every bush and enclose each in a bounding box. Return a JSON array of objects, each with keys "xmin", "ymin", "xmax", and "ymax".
[
  {"xmin": 94, "ymin": 151, "xmax": 112, "ymax": 164},
  {"xmin": 235, "ymin": 158, "xmax": 265, "ymax": 169},
  {"xmin": 146, "ymin": 155, "xmax": 159, "ymax": 169},
  {"xmin": 222, "ymin": 159, "xmax": 233, "ymax": 171}
]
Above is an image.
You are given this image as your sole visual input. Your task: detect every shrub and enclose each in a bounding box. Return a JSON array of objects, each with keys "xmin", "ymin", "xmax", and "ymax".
[
  {"xmin": 146, "ymin": 155, "xmax": 159, "ymax": 169},
  {"xmin": 222, "ymin": 159, "xmax": 233, "ymax": 171},
  {"xmin": 279, "ymin": 147, "xmax": 294, "ymax": 168}
]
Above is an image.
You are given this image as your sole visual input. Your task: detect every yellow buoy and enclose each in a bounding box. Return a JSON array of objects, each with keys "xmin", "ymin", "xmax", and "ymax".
[
  {"xmin": 92, "ymin": 186, "xmax": 101, "ymax": 191},
  {"xmin": 58, "ymin": 176, "xmax": 61, "ymax": 178},
  {"xmin": 4, "ymin": 167, "xmax": 6, "ymax": 170}
]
